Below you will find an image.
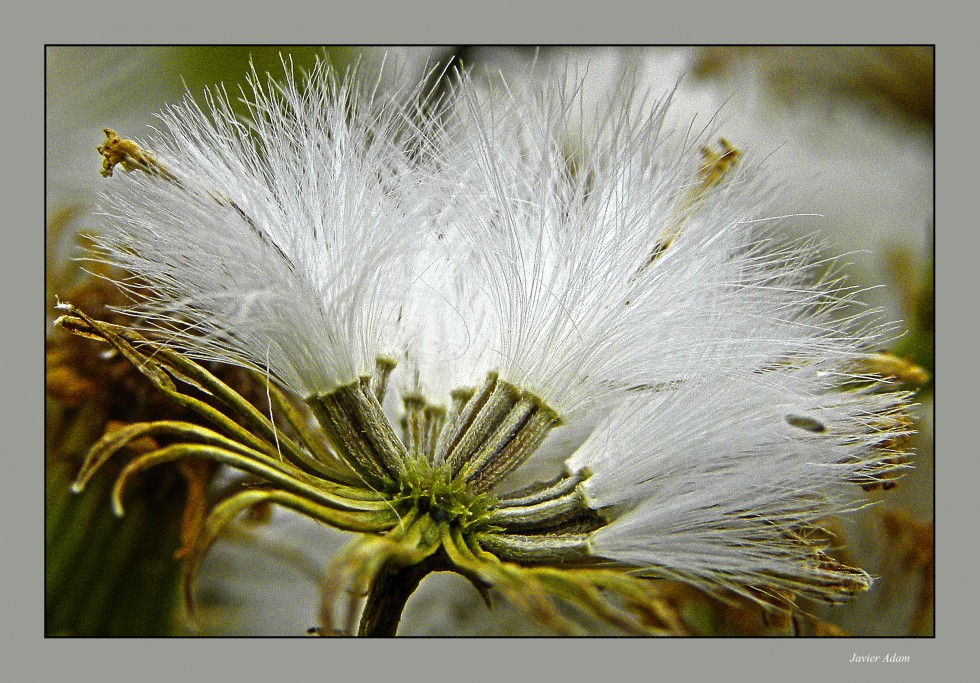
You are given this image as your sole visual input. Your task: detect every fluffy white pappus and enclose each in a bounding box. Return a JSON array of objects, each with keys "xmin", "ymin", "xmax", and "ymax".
[
  {"xmin": 569, "ymin": 369, "xmax": 912, "ymax": 600},
  {"xmin": 422, "ymin": 68, "xmax": 886, "ymax": 422},
  {"xmin": 90, "ymin": 59, "xmax": 433, "ymax": 397},
  {"xmin": 390, "ymin": 241, "xmax": 501, "ymax": 408}
]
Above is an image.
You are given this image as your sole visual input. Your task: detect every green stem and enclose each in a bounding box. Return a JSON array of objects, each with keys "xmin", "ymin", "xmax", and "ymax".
[{"xmin": 356, "ymin": 555, "xmax": 445, "ymax": 636}]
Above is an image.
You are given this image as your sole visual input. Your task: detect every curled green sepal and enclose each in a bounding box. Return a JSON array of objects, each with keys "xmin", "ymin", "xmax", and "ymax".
[
  {"xmin": 181, "ymin": 487, "xmax": 397, "ymax": 623},
  {"xmin": 71, "ymin": 420, "xmax": 257, "ymax": 494},
  {"xmin": 54, "ymin": 303, "xmax": 357, "ymax": 487},
  {"xmin": 109, "ymin": 442, "xmax": 399, "ymax": 519},
  {"xmin": 442, "ymin": 525, "xmax": 684, "ymax": 635}
]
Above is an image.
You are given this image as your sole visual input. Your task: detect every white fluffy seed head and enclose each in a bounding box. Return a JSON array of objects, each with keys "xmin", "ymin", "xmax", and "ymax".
[{"xmin": 88, "ymin": 57, "xmax": 914, "ymax": 603}]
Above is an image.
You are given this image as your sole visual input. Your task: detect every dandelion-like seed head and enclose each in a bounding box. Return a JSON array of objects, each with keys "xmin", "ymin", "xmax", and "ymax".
[{"xmin": 56, "ymin": 55, "xmax": 916, "ymax": 636}]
